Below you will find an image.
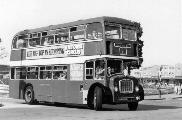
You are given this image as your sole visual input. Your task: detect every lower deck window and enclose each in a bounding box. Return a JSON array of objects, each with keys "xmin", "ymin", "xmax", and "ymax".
[
  {"xmin": 40, "ymin": 66, "xmax": 52, "ymax": 80},
  {"xmin": 15, "ymin": 67, "xmax": 26, "ymax": 79},
  {"xmin": 27, "ymin": 67, "xmax": 38, "ymax": 79},
  {"xmin": 95, "ymin": 60, "xmax": 105, "ymax": 80},
  {"xmin": 11, "ymin": 65, "xmax": 67, "ymax": 80},
  {"xmin": 53, "ymin": 66, "xmax": 67, "ymax": 80},
  {"xmin": 85, "ymin": 61, "xmax": 94, "ymax": 79}
]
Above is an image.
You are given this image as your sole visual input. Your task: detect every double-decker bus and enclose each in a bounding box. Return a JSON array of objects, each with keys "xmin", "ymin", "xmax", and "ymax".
[{"xmin": 9, "ymin": 16, "xmax": 144, "ymax": 111}]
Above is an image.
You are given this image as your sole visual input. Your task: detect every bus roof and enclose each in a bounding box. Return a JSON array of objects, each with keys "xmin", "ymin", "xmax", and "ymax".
[
  {"xmin": 15, "ymin": 16, "xmax": 140, "ymax": 36},
  {"xmin": 10, "ymin": 55, "xmax": 139, "ymax": 66}
]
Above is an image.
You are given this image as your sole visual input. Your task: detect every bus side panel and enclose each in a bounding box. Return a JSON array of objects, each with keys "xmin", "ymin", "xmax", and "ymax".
[
  {"xmin": 26, "ymin": 80, "xmax": 54, "ymax": 102},
  {"xmin": 10, "ymin": 49, "xmax": 26, "ymax": 61},
  {"xmin": 64, "ymin": 64, "xmax": 84, "ymax": 104},
  {"xmin": 9, "ymin": 80, "xmax": 26, "ymax": 99},
  {"xmin": 51, "ymin": 80, "xmax": 66, "ymax": 103},
  {"xmin": 16, "ymin": 80, "xmax": 66, "ymax": 103},
  {"xmin": 65, "ymin": 81, "xmax": 83, "ymax": 104},
  {"xmin": 22, "ymin": 80, "xmax": 54, "ymax": 102}
]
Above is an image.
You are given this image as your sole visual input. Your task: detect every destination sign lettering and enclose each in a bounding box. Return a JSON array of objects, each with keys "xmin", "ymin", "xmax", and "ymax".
[
  {"xmin": 114, "ymin": 43, "xmax": 132, "ymax": 55},
  {"xmin": 26, "ymin": 43, "xmax": 84, "ymax": 59}
]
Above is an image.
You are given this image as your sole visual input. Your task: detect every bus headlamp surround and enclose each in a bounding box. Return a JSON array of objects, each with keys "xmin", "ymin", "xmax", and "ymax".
[{"xmin": 135, "ymin": 86, "xmax": 139, "ymax": 92}]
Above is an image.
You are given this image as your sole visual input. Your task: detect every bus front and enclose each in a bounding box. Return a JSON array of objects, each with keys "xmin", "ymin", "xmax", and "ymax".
[
  {"xmin": 86, "ymin": 56, "xmax": 144, "ymax": 111},
  {"xmin": 87, "ymin": 18, "xmax": 144, "ymax": 110},
  {"xmin": 103, "ymin": 19, "xmax": 144, "ymax": 109},
  {"xmin": 106, "ymin": 58, "xmax": 144, "ymax": 109}
]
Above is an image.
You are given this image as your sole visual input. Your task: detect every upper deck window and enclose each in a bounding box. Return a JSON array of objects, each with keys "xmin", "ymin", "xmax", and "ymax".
[
  {"xmin": 41, "ymin": 31, "xmax": 55, "ymax": 46},
  {"xmin": 29, "ymin": 38, "xmax": 41, "ymax": 47},
  {"xmin": 122, "ymin": 28, "xmax": 136, "ymax": 41},
  {"xmin": 41, "ymin": 36, "xmax": 54, "ymax": 46},
  {"xmin": 105, "ymin": 22, "xmax": 137, "ymax": 41},
  {"xmin": 105, "ymin": 24, "xmax": 121, "ymax": 39},
  {"xmin": 55, "ymin": 28, "xmax": 69, "ymax": 44},
  {"xmin": 70, "ymin": 25, "xmax": 85, "ymax": 41},
  {"xmin": 31, "ymin": 33, "xmax": 41, "ymax": 38},
  {"xmin": 86, "ymin": 22, "xmax": 103, "ymax": 40},
  {"xmin": 42, "ymin": 32, "xmax": 47, "ymax": 36},
  {"xmin": 12, "ymin": 35, "xmax": 28, "ymax": 49},
  {"xmin": 29, "ymin": 33, "xmax": 41, "ymax": 47}
]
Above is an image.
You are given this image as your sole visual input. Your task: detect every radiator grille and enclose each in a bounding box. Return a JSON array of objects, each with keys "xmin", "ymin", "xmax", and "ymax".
[{"xmin": 119, "ymin": 79, "xmax": 133, "ymax": 93}]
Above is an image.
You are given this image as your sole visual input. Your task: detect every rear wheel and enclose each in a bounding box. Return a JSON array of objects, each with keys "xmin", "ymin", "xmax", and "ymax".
[
  {"xmin": 24, "ymin": 86, "xmax": 35, "ymax": 104},
  {"xmin": 128, "ymin": 102, "xmax": 138, "ymax": 111},
  {"xmin": 93, "ymin": 87, "xmax": 102, "ymax": 111}
]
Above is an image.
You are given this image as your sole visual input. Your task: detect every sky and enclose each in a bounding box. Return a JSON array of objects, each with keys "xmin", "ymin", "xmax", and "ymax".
[{"xmin": 0, "ymin": 0, "xmax": 181, "ymax": 67}]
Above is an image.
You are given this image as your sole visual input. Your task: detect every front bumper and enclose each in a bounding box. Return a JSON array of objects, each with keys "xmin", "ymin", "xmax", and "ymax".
[{"xmin": 114, "ymin": 93, "xmax": 142, "ymax": 104}]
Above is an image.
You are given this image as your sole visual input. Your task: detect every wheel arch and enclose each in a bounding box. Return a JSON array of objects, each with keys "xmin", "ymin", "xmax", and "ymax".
[{"xmin": 87, "ymin": 82, "xmax": 113, "ymax": 105}]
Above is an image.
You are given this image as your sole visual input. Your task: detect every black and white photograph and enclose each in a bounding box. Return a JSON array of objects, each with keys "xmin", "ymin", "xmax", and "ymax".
[{"xmin": 0, "ymin": 0, "xmax": 182, "ymax": 120}]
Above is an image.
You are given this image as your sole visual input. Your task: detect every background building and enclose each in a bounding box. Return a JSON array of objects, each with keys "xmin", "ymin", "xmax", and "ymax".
[
  {"xmin": 175, "ymin": 63, "xmax": 182, "ymax": 85},
  {"xmin": 131, "ymin": 63, "xmax": 182, "ymax": 87}
]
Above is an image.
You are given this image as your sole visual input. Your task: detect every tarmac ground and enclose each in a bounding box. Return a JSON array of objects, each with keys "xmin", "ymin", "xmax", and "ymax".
[
  {"xmin": 1, "ymin": 93, "xmax": 182, "ymax": 109},
  {"xmin": 1, "ymin": 93, "xmax": 182, "ymax": 120}
]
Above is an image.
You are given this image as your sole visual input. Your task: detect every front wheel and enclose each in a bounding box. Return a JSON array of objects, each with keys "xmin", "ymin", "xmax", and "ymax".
[
  {"xmin": 24, "ymin": 86, "xmax": 35, "ymax": 104},
  {"xmin": 93, "ymin": 87, "xmax": 103, "ymax": 111},
  {"xmin": 128, "ymin": 102, "xmax": 138, "ymax": 111}
]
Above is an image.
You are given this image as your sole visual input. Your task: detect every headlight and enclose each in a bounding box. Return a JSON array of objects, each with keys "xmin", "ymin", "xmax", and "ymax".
[
  {"xmin": 135, "ymin": 86, "xmax": 139, "ymax": 92},
  {"xmin": 114, "ymin": 86, "xmax": 118, "ymax": 92}
]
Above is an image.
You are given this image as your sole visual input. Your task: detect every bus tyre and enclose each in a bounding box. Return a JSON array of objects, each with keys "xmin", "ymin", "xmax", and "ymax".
[
  {"xmin": 128, "ymin": 102, "xmax": 138, "ymax": 111},
  {"xmin": 93, "ymin": 87, "xmax": 102, "ymax": 111},
  {"xmin": 24, "ymin": 86, "xmax": 35, "ymax": 104},
  {"xmin": 87, "ymin": 99, "xmax": 94, "ymax": 109}
]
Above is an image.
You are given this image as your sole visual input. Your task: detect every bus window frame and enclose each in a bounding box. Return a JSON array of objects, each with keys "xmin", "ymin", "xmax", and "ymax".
[
  {"xmin": 104, "ymin": 22, "xmax": 137, "ymax": 41},
  {"xmin": 69, "ymin": 25, "xmax": 86, "ymax": 42},
  {"xmin": 10, "ymin": 68, "xmax": 15, "ymax": 80},
  {"xmin": 12, "ymin": 35, "xmax": 28, "ymax": 49},
  {"xmin": 12, "ymin": 36, "xmax": 18, "ymax": 49},
  {"xmin": 121, "ymin": 27, "xmax": 137, "ymax": 41},
  {"xmin": 105, "ymin": 23, "xmax": 122, "ymax": 40},
  {"xmin": 106, "ymin": 58, "xmax": 123, "ymax": 76},
  {"xmin": 52, "ymin": 65, "xmax": 68, "ymax": 80},
  {"xmin": 41, "ymin": 35, "xmax": 55, "ymax": 46},
  {"xmin": 27, "ymin": 66, "xmax": 39, "ymax": 80},
  {"xmin": 85, "ymin": 60, "xmax": 94, "ymax": 80},
  {"xmin": 15, "ymin": 67, "xmax": 27, "ymax": 80},
  {"xmin": 55, "ymin": 28, "xmax": 70, "ymax": 44},
  {"xmin": 11, "ymin": 22, "xmax": 104, "ymax": 50},
  {"xmin": 41, "ymin": 30, "xmax": 56, "ymax": 46},
  {"xmin": 94, "ymin": 59, "xmax": 106, "ymax": 80},
  {"xmin": 39, "ymin": 65, "xmax": 53, "ymax": 80},
  {"xmin": 29, "ymin": 37, "xmax": 41, "ymax": 48},
  {"xmin": 85, "ymin": 59, "xmax": 106, "ymax": 80},
  {"xmin": 85, "ymin": 22, "xmax": 104, "ymax": 41}
]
